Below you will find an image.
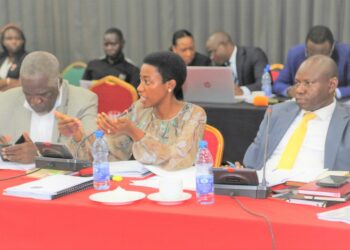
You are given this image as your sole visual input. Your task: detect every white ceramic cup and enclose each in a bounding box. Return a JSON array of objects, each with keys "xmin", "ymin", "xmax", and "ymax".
[{"xmin": 159, "ymin": 177, "xmax": 183, "ymax": 200}]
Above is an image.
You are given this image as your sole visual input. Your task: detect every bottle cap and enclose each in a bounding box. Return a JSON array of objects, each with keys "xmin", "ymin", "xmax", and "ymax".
[
  {"xmin": 95, "ymin": 130, "xmax": 104, "ymax": 138},
  {"xmin": 199, "ymin": 140, "xmax": 208, "ymax": 148},
  {"xmin": 264, "ymin": 64, "xmax": 270, "ymax": 73}
]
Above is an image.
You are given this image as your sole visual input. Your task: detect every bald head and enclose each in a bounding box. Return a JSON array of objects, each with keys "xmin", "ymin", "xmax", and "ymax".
[
  {"xmin": 20, "ymin": 51, "xmax": 61, "ymax": 114},
  {"xmin": 206, "ymin": 32, "xmax": 233, "ymax": 46},
  {"xmin": 299, "ymin": 54, "xmax": 338, "ymax": 79},
  {"xmin": 294, "ymin": 54, "xmax": 338, "ymax": 111},
  {"xmin": 20, "ymin": 51, "xmax": 60, "ymax": 86}
]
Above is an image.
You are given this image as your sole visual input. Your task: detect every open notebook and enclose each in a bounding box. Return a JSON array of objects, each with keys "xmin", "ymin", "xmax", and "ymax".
[{"xmin": 3, "ymin": 175, "xmax": 93, "ymax": 200}]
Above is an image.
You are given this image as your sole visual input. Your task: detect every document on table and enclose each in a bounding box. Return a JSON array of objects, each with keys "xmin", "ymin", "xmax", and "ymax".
[
  {"xmin": 131, "ymin": 165, "xmax": 196, "ymax": 191},
  {"xmin": 317, "ymin": 205, "xmax": 350, "ymax": 224},
  {"xmin": 0, "ymin": 159, "xmax": 35, "ymax": 170},
  {"xmin": 257, "ymin": 167, "xmax": 328, "ymax": 187},
  {"xmin": 109, "ymin": 160, "xmax": 151, "ymax": 177},
  {"xmin": 3, "ymin": 174, "xmax": 93, "ymax": 200}
]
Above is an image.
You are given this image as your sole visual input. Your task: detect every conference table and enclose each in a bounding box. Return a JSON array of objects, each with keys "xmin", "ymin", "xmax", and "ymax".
[
  {"xmin": 0, "ymin": 169, "xmax": 349, "ymax": 250},
  {"xmin": 196, "ymin": 101, "xmax": 266, "ymax": 163}
]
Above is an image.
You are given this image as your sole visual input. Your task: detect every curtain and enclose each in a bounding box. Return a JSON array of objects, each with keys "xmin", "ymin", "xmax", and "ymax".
[{"xmin": 0, "ymin": 0, "xmax": 349, "ymax": 70}]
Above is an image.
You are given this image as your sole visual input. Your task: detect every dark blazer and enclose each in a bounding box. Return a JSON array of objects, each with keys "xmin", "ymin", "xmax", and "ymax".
[
  {"xmin": 235, "ymin": 46, "xmax": 268, "ymax": 91},
  {"xmin": 189, "ymin": 52, "xmax": 211, "ymax": 66},
  {"xmin": 0, "ymin": 50, "xmax": 28, "ymax": 79},
  {"xmin": 243, "ymin": 101, "xmax": 350, "ymax": 171},
  {"xmin": 273, "ymin": 43, "xmax": 350, "ymax": 98}
]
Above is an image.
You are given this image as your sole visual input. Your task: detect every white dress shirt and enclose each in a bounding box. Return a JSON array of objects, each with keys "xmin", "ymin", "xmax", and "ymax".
[
  {"xmin": 228, "ymin": 46, "xmax": 250, "ymax": 96},
  {"xmin": 261, "ymin": 100, "xmax": 336, "ymax": 185},
  {"xmin": 0, "ymin": 58, "xmax": 12, "ymax": 79},
  {"xmin": 24, "ymin": 85, "xmax": 63, "ymax": 142}
]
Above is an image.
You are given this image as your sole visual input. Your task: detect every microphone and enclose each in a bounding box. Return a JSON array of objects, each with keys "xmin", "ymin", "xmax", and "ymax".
[
  {"xmin": 255, "ymin": 106, "xmax": 272, "ymax": 198},
  {"xmin": 213, "ymin": 106, "xmax": 272, "ymax": 199}
]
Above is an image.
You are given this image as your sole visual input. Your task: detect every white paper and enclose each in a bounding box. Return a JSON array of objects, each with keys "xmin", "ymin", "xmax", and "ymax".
[
  {"xmin": 257, "ymin": 167, "xmax": 328, "ymax": 187},
  {"xmin": 317, "ymin": 205, "xmax": 350, "ymax": 224},
  {"xmin": 109, "ymin": 160, "xmax": 151, "ymax": 177},
  {"xmin": 131, "ymin": 165, "xmax": 196, "ymax": 191},
  {"xmin": 0, "ymin": 158, "xmax": 35, "ymax": 170}
]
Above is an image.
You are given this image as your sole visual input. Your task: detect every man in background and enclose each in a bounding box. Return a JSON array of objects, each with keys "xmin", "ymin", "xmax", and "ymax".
[
  {"xmin": 273, "ymin": 25, "xmax": 350, "ymax": 99},
  {"xmin": 82, "ymin": 27, "xmax": 140, "ymax": 88},
  {"xmin": 0, "ymin": 51, "xmax": 97, "ymax": 163},
  {"xmin": 244, "ymin": 55, "xmax": 350, "ymax": 185},
  {"xmin": 206, "ymin": 31, "xmax": 268, "ymax": 96}
]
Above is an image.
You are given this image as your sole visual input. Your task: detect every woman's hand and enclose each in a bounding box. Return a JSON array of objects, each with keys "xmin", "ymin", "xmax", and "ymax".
[
  {"xmin": 54, "ymin": 111, "xmax": 84, "ymax": 142},
  {"xmin": 97, "ymin": 112, "xmax": 144, "ymax": 141}
]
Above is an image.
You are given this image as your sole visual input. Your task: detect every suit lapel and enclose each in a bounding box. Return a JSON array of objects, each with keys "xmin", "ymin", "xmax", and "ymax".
[
  {"xmin": 52, "ymin": 81, "xmax": 69, "ymax": 142},
  {"xmin": 324, "ymin": 103, "xmax": 349, "ymax": 169},
  {"xmin": 236, "ymin": 46, "xmax": 245, "ymax": 85},
  {"xmin": 268, "ymin": 104, "xmax": 301, "ymax": 157}
]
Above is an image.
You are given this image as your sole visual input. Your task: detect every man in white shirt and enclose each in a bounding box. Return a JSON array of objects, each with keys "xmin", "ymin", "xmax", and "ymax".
[
  {"xmin": 244, "ymin": 54, "xmax": 350, "ymax": 184},
  {"xmin": 0, "ymin": 51, "xmax": 97, "ymax": 163},
  {"xmin": 206, "ymin": 31, "xmax": 268, "ymax": 96}
]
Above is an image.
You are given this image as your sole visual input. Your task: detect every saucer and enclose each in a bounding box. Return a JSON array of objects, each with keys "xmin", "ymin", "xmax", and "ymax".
[
  {"xmin": 147, "ymin": 192, "xmax": 192, "ymax": 205},
  {"xmin": 89, "ymin": 188, "xmax": 146, "ymax": 205}
]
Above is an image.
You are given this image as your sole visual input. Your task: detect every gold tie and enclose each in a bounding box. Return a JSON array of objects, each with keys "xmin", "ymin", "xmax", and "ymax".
[{"xmin": 276, "ymin": 112, "xmax": 316, "ymax": 170}]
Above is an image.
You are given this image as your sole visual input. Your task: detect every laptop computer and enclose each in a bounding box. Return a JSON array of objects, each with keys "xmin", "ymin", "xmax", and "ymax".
[{"xmin": 182, "ymin": 66, "xmax": 241, "ymax": 104}]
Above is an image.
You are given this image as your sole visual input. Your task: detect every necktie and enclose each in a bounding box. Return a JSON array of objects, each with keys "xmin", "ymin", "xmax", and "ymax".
[{"xmin": 276, "ymin": 112, "xmax": 316, "ymax": 170}]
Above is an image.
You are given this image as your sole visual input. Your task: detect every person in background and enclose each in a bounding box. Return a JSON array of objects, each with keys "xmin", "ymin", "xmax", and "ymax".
[
  {"xmin": 0, "ymin": 24, "xmax": 28, "ymax": 91},
  {"xmin": 82, "ymin": 27, "xmax": 140, "ymax": 88},
  {"xmin": 0, "ymin": 51, "xmax": 97, "ymax": 164},
  {"xmin": 206, "ymin": 31, "xmax": 268, "ymax": 96},
  {"xmin": 244, "ymin": 55, "xmax": 350, "ymax": 185},
  {"xmin": 65, "ymin": 51, "xmax": 207, "ymax": 170},
  {"xmin": 171, "ymin": 29, "xmax": 211, "ymax": 66},
  {"xmin": 273, "ymin": 25, "xmax": 350, "ymax": 99}
]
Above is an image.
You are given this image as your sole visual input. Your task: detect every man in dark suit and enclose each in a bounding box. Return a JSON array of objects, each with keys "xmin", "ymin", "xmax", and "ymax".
[
  {"xmin": 244, "ymin": 55, "xmax": 350, "ymax": 184},
  {"xmin": 206, "ymin": 31, "xmax": 268, "ymax": 96},
  {"xmin": 273, "ymin": 25, "xmax": 350, "ymax": 99}
]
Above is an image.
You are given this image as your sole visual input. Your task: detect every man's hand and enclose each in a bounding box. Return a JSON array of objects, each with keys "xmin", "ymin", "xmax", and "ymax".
[
  {"xmin": 2, "ymin": 133, "xmax": 38, "ymax": 164},
  {"xmin": 55, "ymin": 111, "xmax": 84, "ymax": 142},
  {"xmin": 0, "ymin": 135, "xmax": 11, "ymax": 144},
  {"xmin": 234, "ymin": 84, "xmax": 243, "ymax": 96}
]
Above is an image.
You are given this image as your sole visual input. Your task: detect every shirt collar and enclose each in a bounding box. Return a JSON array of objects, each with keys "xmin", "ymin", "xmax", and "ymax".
[
  {"xmin": 229, "ymin": 46, "xmax": 237, "ymax": 65},
  {"xmin": 301, "ymin": 98, "xmax": 336, "ymax": 121}
]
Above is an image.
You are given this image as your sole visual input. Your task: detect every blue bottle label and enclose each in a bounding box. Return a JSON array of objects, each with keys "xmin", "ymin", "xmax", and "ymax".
[
  {"xmin": 196, "ymin": 175, "xmax": 213, "ymax": 194},
  {"xmin": 93, "ymin": 162, "xmax": 110, "ymax": 182}
]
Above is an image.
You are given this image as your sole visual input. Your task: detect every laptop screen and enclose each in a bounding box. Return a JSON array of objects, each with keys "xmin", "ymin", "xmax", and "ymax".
[{"xmin": 182, "ymin": 66, "xmax": 238, "ymax": 104}]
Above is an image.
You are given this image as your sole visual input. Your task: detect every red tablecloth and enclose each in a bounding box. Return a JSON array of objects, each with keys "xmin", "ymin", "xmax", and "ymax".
[{"xmin": 0, "ymin": 170, "xmax": 349, "ymax": 250}]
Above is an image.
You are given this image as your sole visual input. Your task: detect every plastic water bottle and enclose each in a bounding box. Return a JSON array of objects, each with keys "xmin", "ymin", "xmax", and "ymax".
[
  {"xmin": 195, "ymin": 140, "xmax": 214, "ymax": 204},
  {"xmin": 261, "ymin": 64, "xmax": 272, "ymax": 97},
  {"xmin": 92, "ymin": 130, "xmax": 110, "ymax": 190}
]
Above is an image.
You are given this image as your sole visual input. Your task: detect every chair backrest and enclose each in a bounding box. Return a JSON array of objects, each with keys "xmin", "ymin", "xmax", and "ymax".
[
  {"xmin": 269, "ymin": 63, "xmax": 284, "ymax": 84},
  {"xmin": 62, "ymin": 61, "xmax": 87, "ymax": 86},
  {"xmin": 90, "ymin": 75, "xmax": 138, "ymax": 113},
  {"xmin": 204, "ymin": 124, "xmax": 224, "ymax": 167}
]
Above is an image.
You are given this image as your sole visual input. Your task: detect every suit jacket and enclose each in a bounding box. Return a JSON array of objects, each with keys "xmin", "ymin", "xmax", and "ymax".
[
  {"xmin": 235, "ymin": 46, "xmax": 268, "ymax": 91},
  {"xmin": 0, "ymin": 80, "xmax": 98, "ymax": 144},
  {"xmin": 189, "ymin": 52, "xmax": 211, "ymax": 66},
  {"xmin": 273, "ymin": 43, "xmax": 350, "ymax": 98},
  {"xmin": 243, "ymin": 101, "xmax": 350, "ymax": 171}
]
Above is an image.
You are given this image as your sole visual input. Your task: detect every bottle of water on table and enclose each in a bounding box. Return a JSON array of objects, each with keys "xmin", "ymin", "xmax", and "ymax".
[
  {"xmin": 196, "ymin": 140, "xmax": 215, "ymax": 204},
  {"xmin": 261, "ymin": 64, "xmax": 272, "ymax": 97},
  {"xmin": 92, "ymin": 130, "xmax": 110, "ymax": 190}
]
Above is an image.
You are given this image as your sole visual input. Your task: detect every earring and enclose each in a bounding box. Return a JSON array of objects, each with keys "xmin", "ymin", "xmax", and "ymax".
[{"xmin": 168, "ymin": 89, "xmax": 172, "ymax": 93}]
